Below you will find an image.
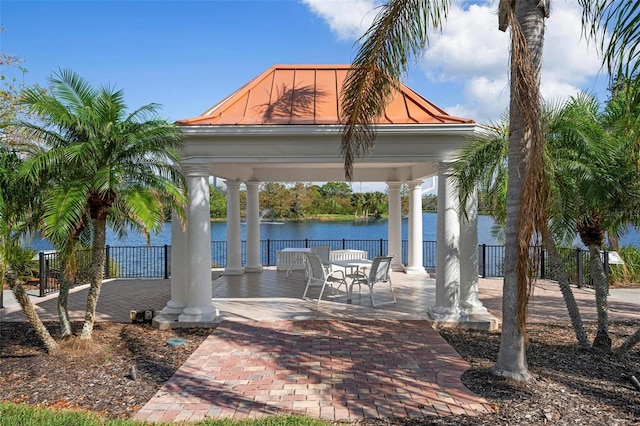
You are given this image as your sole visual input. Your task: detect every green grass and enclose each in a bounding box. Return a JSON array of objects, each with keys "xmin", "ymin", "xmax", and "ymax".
[{"xmin": 0, "ymin": 402, "xmax": 331, "ymax": 426}]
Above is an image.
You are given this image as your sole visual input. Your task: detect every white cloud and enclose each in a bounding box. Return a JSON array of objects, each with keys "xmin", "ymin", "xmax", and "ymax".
[
  {"xmin": 303, "ymin": 0, "xmax": 608, "ymax": 124},
  {"xmin": 422, "ymin": 2, "xmax": 508, "ymax": 82},
  {"xmin": 425, "ymin": 0, "xmax": 604, "ymax": 122},
  {"xmin": 300, "ymin": 0, "xmax": 383, "ymax": 40}
]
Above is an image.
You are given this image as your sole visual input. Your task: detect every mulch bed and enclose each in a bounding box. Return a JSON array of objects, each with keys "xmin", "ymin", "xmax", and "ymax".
[{"xmin": 1, "ymin": 320, "xmax": 639, "ymax": 425}]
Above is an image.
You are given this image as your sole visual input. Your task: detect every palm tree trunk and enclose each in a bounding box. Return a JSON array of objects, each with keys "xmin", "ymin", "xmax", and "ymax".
[
  {"xmin": 57, "ymin": 257, "xmax": 73, "ymax": 339},
  {"xmin": 80, "ymin": 218, "xmax": 107, "ymax": 340},
  {"xmin": 541, "ymin": 226, "xmax": 590, "ymax": 349},
  {"xmin": 6, "ymin": 266, "xmax": 58, "ymax": 354},
  {"xmin": 494, "ymin": 0, "xmax": 546, "ymax": 381},
  {"xmin": 495, "ymin": 98, "xmax": 530, "ymax": 378},
  {"xmin": 589, "ymin": 244, "xmax": 612, "ymax": 351}
]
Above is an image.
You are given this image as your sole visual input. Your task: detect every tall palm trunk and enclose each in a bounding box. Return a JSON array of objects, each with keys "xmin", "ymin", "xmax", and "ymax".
[
  {"xmin": 588, "ymin": 244, "xmax": 612, "ymax": 351},
  {"xmin": 494, "ymin": 0, "xmax": 546, "ymax": 380},
  {"xmin": 80, "ymin": 217, "xmax": 107, "ymax": 340},
  {"xmin": 541, "ymin": 225, "xmax": 589, "ymax": 349},
  {"xmin": 577, "ymin": 215, "xmax": 611, "ymax": 351},
  {"xmin": 6, "ymin": 266, "xmax": 58, "ymax": 353}
]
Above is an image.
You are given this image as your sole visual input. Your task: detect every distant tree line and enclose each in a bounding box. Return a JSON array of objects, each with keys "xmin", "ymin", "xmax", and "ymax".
[
  {"xmin": 208, "ymin": 182, "xmax": 408, "ymax": 220},
  {"xmin": 208, "ymin": 182, "xmax": 497, "ymax": 220}
]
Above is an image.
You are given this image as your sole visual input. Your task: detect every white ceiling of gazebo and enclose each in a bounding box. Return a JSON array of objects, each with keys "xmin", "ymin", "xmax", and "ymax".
[{"xmin": 180, "ymin": 123, "xmax": 477, "ymax": 183}]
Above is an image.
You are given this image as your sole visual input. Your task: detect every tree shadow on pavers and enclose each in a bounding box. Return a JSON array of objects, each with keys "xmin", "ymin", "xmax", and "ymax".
[
  {"xmin": 439, "ymin": 321, "xmax": 640, "ymax": 421},
  {"xmin": 163, "ymin": 319, "xmax": 481, "ymax": 421}
]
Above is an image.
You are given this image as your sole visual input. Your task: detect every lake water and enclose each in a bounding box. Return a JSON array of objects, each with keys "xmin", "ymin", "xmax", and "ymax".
[
  {"xmin": 26, "ymin": 212, "xmax": 640, "ymax": 250},
  {"xmin": 27, "ymin": 213, "xmax": 500, "ymax": 250}
]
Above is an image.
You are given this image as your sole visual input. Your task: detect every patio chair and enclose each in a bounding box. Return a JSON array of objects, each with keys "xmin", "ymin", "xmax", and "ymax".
[
  {"xmin": 310, "ymin": 245, "xmax": 332, "ymax": 274},
  {"xmin": 302, "ymin": 253, "xmax": 348, "ymax": 304},
  {"xmin": 349, "ymin": 255, "xmax": 396, "ymax": 307}
]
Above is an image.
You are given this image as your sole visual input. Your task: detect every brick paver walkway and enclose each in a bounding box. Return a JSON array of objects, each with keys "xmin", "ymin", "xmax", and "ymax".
[{"xmin": 134, "ymin": 320, "xmax": 493, "ymax": 423}]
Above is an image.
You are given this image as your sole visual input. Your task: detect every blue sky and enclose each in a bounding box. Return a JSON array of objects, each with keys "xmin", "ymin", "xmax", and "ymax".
[{"xmin": 1, "ymin": 0, "xmax": 610, "ymax": 192}]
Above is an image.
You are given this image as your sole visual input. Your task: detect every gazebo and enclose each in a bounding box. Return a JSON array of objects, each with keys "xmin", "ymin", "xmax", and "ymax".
[{"xmin": 154, "ymin": 64, "xmax": 491, "ymax": 327}]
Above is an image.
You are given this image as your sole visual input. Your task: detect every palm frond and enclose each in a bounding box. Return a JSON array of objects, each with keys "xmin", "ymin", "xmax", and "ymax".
[
  {"xmin": 42, "ymin": 183, "xmax": 90, "ymax": 245},
  {"xmin": 452, "ymin": 121, "xmax": 509, "ymax": 219},
  {"xmin": 340, "ymin": 0, "xmax": 450, "ymax": 179},
  {"xmin": 49, "ymin": 68, "xmax": 97, "ymax": 112},
  {"xmin": 580, "ymin": 1, "xmax": 640, "ymax": 90}
]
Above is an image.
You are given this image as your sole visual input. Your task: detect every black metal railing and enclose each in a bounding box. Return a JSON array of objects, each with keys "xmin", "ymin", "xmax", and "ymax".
[
  {"xmin": 34, "ymin": 240, "xmax": 607, "ymax": 297},
  {"xmin": 104, "ymin": 245, "xmax": 170, "ymax": 279},
  {"xmin": 38, "ymin": 249, "xmax": 93, "ymax": 296}
]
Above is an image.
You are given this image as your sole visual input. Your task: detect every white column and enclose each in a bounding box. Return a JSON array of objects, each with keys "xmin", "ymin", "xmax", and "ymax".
[
  {"xmin": 245, "ymin": 181, "xmax": 263, "ymax": 272},
  {"xmin": 429, "ymin": 163, "xmax": 461, "ymax": 319},
  {"xmin": 459, "ymin": 189, "xmax": 489, "ymax": 314},
  {"xmin": 387, "ymin": 182, "xmax": 404, "ymax": 272},
  {"xmin": 405, "ymin": 180, "xmax": 425, "ymax": 274},
  {"xmin": 159, "ymin": 213, "xmax": 188, "ymax": 320},
  {"xmin": 225, "ymin": 180, "xmax": 244, "ymax": 275},
  {"xmin": 178, "ymin": 165, "xmax": 217, "ymax": 323}
]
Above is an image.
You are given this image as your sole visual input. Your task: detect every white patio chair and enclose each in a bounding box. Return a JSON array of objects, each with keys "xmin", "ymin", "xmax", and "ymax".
[
  {"xmin": 310, "ymin": 245, "xmax": 332, "ymax": 274},
  {"xmin": 302, "ymin": 253, "xmax": 348, "ymax": 304},
  {"xmin": 349, "ymin": 255, "xmax": 396, "ymax": 307}
]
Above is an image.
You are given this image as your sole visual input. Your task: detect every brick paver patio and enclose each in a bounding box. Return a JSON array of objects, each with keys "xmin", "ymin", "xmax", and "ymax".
[{"xmin": 134, "ymin": 320, "xmax": 493, "ymax": 423}]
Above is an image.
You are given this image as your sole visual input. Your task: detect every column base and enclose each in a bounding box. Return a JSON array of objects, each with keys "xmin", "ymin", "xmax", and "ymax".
[
  {"xmin": 460, "ymin": 301, "xmax": 490, "ymax": 315},
  {"xmin": 428, "ymin": 306, "xmax": 462, "ymax": 320},
  {"xmin": 178, "ymin": 305, "xmax": 219, "ymax": 324},
  {"xmin": 161, "ymin": 300, "xmax": 185, "ymax": 317},
  {"xmin": 153, "ymin": 311, "xmax": 220, "ymax": 330},
  {"xmin": 426, "ymin": 309, "xmax": 499, "ymax": 331},
  {"xmin": 224, "ymin": 267, "xmax": 245, "ymax": 275},
  {"xmin": 391, "ymin": 262, "xmax": 405, "ymax": 272},
  {"xmin": 244, "ymin": 265, "xmax": 264, "ymax": 273},
  {"xmin": 160, "ymin": 309, "xmax": 183, "ymax": 321},
  {"xmin": 404, "ymin": 266, "xmax": 426, "ymax": 275}
]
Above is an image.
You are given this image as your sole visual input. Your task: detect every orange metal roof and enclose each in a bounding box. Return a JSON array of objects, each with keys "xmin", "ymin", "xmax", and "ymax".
[{"xmin": 177, "ymin": 64, "xmax": 474, "ymax": 126}]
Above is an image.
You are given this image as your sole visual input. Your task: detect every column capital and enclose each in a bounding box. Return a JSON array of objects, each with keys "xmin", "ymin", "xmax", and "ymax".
[
  {"xmin": 244, "ymin": 181, "xmax": 261, "ymax": 190},
  {"xmin": 182, "ymin": 163, "xmax": 211, "ymax": 177},
  {"xmin": 386, "ymin": 181, "xmax": 403, "ymax": 191},
  {"xmin": 406, "ymin": 179, "xmax": 424, "ymax": 189},
  {"xmin": 225, "ymin": 179, "xmax": 242, "ymax": 189}
]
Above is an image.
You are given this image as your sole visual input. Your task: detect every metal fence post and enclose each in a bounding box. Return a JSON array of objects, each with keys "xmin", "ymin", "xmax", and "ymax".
[
  {"xmin": 540, "ymin": 247, "xmax": 546, "ymax": 279},
  {"xmin": 105, "ymin": 245, "xmax": 111, "ymax": 279},
  {"xmin": 342, "ymin": 238, "xmax": 346, "ymax": 250},
  {"xmin": 39, "ymin": 252, "xmax": 46, "ymax": 297},
  {"xmin": 576, "ymin": 248, "xmax": 583, "ymax": 288},
  {"xmin": 267, "ymin": 239, "xmax": 271, "ymax": 266},
  {"xmin": 163, "ymin": 245, "xmax": 169, "ymax": 279},
  {"xmin": 481, "ymin": 244, "xmax": 487, "ymax": 278},
  {"xmin": 604, "ymin": 249, "xmax": 610, "ymax": 295},
  {"xmin": 379, "ymin": 239, "xmax": 384, "ymax": 256}
]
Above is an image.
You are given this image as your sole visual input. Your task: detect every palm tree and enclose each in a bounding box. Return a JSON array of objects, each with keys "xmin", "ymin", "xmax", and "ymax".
[
  {"xmin": 0, "ymin": 147, "xmax": 58, "ymax": 353},
  {"xmin": 20, "ymin": 69, "xmax": 186, "ymax": 340},
  {"xmin": 340, "ymin": 0, "xmax": 549, "ymax": 381},
  {"xmin": 566, "ymin": 92, "xmax": 640, "ymax": 351},
  {"xmin": 454, "ymin": 92, "xmax": 640, "ymax": 352},
  {"xmin": 453, "ymin": 103, "xmax": 590, "ymax": 350}
]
